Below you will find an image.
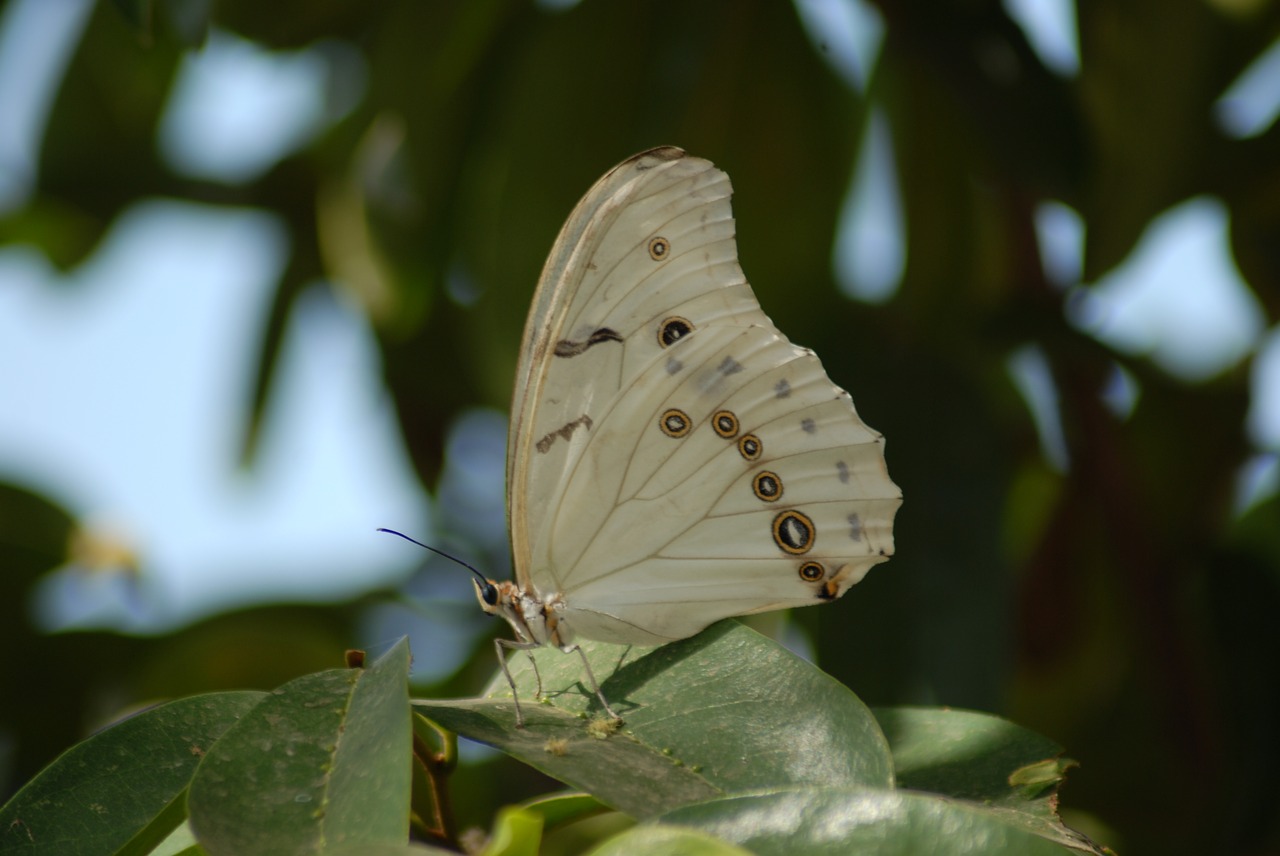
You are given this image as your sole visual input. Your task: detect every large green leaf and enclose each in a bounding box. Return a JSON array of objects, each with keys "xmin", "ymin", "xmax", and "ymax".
[
  {"xmin": 658, "ymin": 788, "xmax": 1103, "ymax": 855},
  {"xmin": 0, "ymin": 691, "xmax": 264, "ymax": 856},
  {"xmin": 187, "ymin": 640, "xmax": 412, "ymax": 855},
  {"xmin": 415, "ymin": 621, "xmax": 892, "ymax": 818}
]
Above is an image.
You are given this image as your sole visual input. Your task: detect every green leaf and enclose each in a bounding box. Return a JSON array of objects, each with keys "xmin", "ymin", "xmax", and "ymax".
[
  {"xmin": 586, "ymin": 825, "xmax": 753, "ymax": 856},
  {"xmin": 874, "ymin": 707, "xmax": 1105, "ymax": 852},
  {"xmin": 872, "ymin": 705, "xmax": 1088, "ymax": 848},
  {"xmin": 658, "ymin": 788, "xmax": 1101, "ymax": 855},
  {"xmin": 517, "ymin": 792, "xmax": 608, "ymax": 827},
  {"xmin": 415, "ymin": 621, "xmax": 892, "ymax": 818},
  {"xmin": 0, "ymin": 691, "xmax": 264, "ymax": 856},
  {"xmin": 115, "ymin": 792, "xmax": 191, "ymax": 856},
  {"xmin": 145, "ymin": 818, "xmax": 199, "ymax": 855},
  {"xmin": 479, "ymin": 806, "xmax": 543, "ymax": 856},
  {"xmin": 188, "ymin": 640, "xmax": 412, "ymax": 855},
  {"xmin": 413, "ymin": 702, "xmax": 722, "ymax": 819}
]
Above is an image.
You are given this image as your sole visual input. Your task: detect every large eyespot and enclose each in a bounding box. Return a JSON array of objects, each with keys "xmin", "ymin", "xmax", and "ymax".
[
  {"xmin": 648, "ymin": 236, "xmax": 671, "ymax": 260},
  {"xmin": 712, "ymin": 410, "xmax": 739, "ymax": 439},
  {"xmin": 773, "ymin": 510, "xmax": 815, "ymax": 555},
  {"xmin": 658, "ymin": 316, "xmax": 693, "ymax": 348},
  {"xmin": 738, "ymin": 433, "xmax": 762, "ymax": 461},
  {"xmin": 799, "ymin": 561, "xmax": 825, "ymax": 582},
  {"xmin": 753, "ymin": 471, "xmax": 783, "ymax": 502},
  {"xmin": 659, "ymin": 408, "xmax": 691, "ymax": 438}
]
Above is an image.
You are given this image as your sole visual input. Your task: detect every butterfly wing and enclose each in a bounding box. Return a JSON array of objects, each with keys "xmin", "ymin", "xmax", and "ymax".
[{"xmin": 509, "ymin": 148, "xmax": 901, "ymax": 645}]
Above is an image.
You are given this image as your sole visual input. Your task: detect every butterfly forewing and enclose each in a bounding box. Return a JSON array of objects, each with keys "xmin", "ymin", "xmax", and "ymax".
[
  {"xmin": 510, "ymin": 149, "xmax": 755, "ymax": 580},
  {"xmin": 509, "ymin": 148, "xmax": 900, "ymax": 645}
]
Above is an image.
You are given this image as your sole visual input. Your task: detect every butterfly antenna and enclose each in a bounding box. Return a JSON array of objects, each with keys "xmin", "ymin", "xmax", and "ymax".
[{"xmin": 376, "ymin": 528, "xmax": 489, "ymax": 584}]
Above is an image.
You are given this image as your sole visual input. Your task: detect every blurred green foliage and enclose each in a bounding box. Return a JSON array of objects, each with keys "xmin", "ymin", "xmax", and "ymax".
[{"xmin": 1, "ymin": 1, "xmax": 1279, "ymax": 853}]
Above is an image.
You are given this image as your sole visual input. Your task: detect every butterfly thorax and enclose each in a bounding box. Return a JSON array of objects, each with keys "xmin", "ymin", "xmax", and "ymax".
[{"xmin": 475, "ymin": 579, "xmax": 573, "ymax": 649}]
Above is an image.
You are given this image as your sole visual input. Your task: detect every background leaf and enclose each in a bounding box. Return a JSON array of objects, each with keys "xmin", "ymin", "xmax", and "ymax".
[{"xmin": 0, "ymin": 691, "xmax": 264, "ymax": 856}]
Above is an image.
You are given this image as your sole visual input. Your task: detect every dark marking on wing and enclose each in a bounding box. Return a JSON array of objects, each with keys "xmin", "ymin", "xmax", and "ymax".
[
  {"xmin": 775, "ymin": 379, "xmax": 791, "ymax": 398},
  {"xmin": 554, "ymin": 328, "xmax": 623, "ymax": 357},
  {"xmin": 535, "ymin": 415, "xmax": 594, "ymax": 453},
  {"xmin": 718, "ymin": 356, "xmax": 743, "ymax": 376}
]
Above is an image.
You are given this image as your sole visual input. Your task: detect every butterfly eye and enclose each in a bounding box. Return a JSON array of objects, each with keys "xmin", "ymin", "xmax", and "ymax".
[
  {"xmin": 648, "ymin": 236, "xmax": 671, "ymax": 260},
  {"xmin": 657, "ymin": 316, "xmax": 694, "ymax": 348},
  {"xmin": 799, "ymin": 562, "xmax": 825, "ymax": 582},
  {"xmin": 478, "ymin": 581, "xmax": 499, "ymax": 607}
]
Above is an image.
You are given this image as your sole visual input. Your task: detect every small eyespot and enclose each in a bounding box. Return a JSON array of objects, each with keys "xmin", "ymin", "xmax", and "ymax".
[
  {"xmin": 773, "ymin": 510, "xmax": 816, "ymax": 555},
  {"xmin": 659, "ymin": 408, "xmax": 691, "ymax": 438},
  {"xmin": 712, "ymin": 410, "xmax": 739, "ymax": 439},
  {"xmin": 648, "ymin": 236, "xmax": 671, "ymax": 260},
  {"xmin": 658, "ymin": 316, "xmax": 693, "ymax": 348},
  {"xmin": 753, "ymin": 471, "xmax": 783, "ymax": 502},
  {"xmin": 738, "ymin": 433, "xmax": 762, "ymax": 461},
  {"xmin": 799, "ymin": 561, "xmax": 825, "ymax": 582}
]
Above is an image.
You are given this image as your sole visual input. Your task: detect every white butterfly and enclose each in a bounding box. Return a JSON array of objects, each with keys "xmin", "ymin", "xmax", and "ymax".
[{"xmin": 474, "ymin": 147, "xmax": 900, "ymax": 725}]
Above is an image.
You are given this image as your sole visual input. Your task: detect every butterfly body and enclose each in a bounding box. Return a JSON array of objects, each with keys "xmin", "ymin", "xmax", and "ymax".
[{"xmin": 477, "ymin": 147, "xmax": 900, "ymax": 723}]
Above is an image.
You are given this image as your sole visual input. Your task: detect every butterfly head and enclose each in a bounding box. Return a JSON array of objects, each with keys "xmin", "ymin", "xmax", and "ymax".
[
  {"xmin": 472, "ymin": 577, "xmax": 523, "ymax": 622},
  {"xmin": 474, "ymin": 578, "xmax": 560, "ymax": 647},
  {"xmin": 472, "ymin": 577, "xmax": 502, "ymax": 614}
]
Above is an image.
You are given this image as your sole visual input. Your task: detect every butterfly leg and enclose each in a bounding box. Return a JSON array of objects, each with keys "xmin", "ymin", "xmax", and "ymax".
[
  {"xmin": 494, "ymin": 637, "xmax": 539, "ymax": 728},
  {"xmin": 566, "ymin": 644, "xmax": 622, "ymax": 722},
  {"xmin": 524, "ymin": 651, "xmax": 545, "ymax": 699}
]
